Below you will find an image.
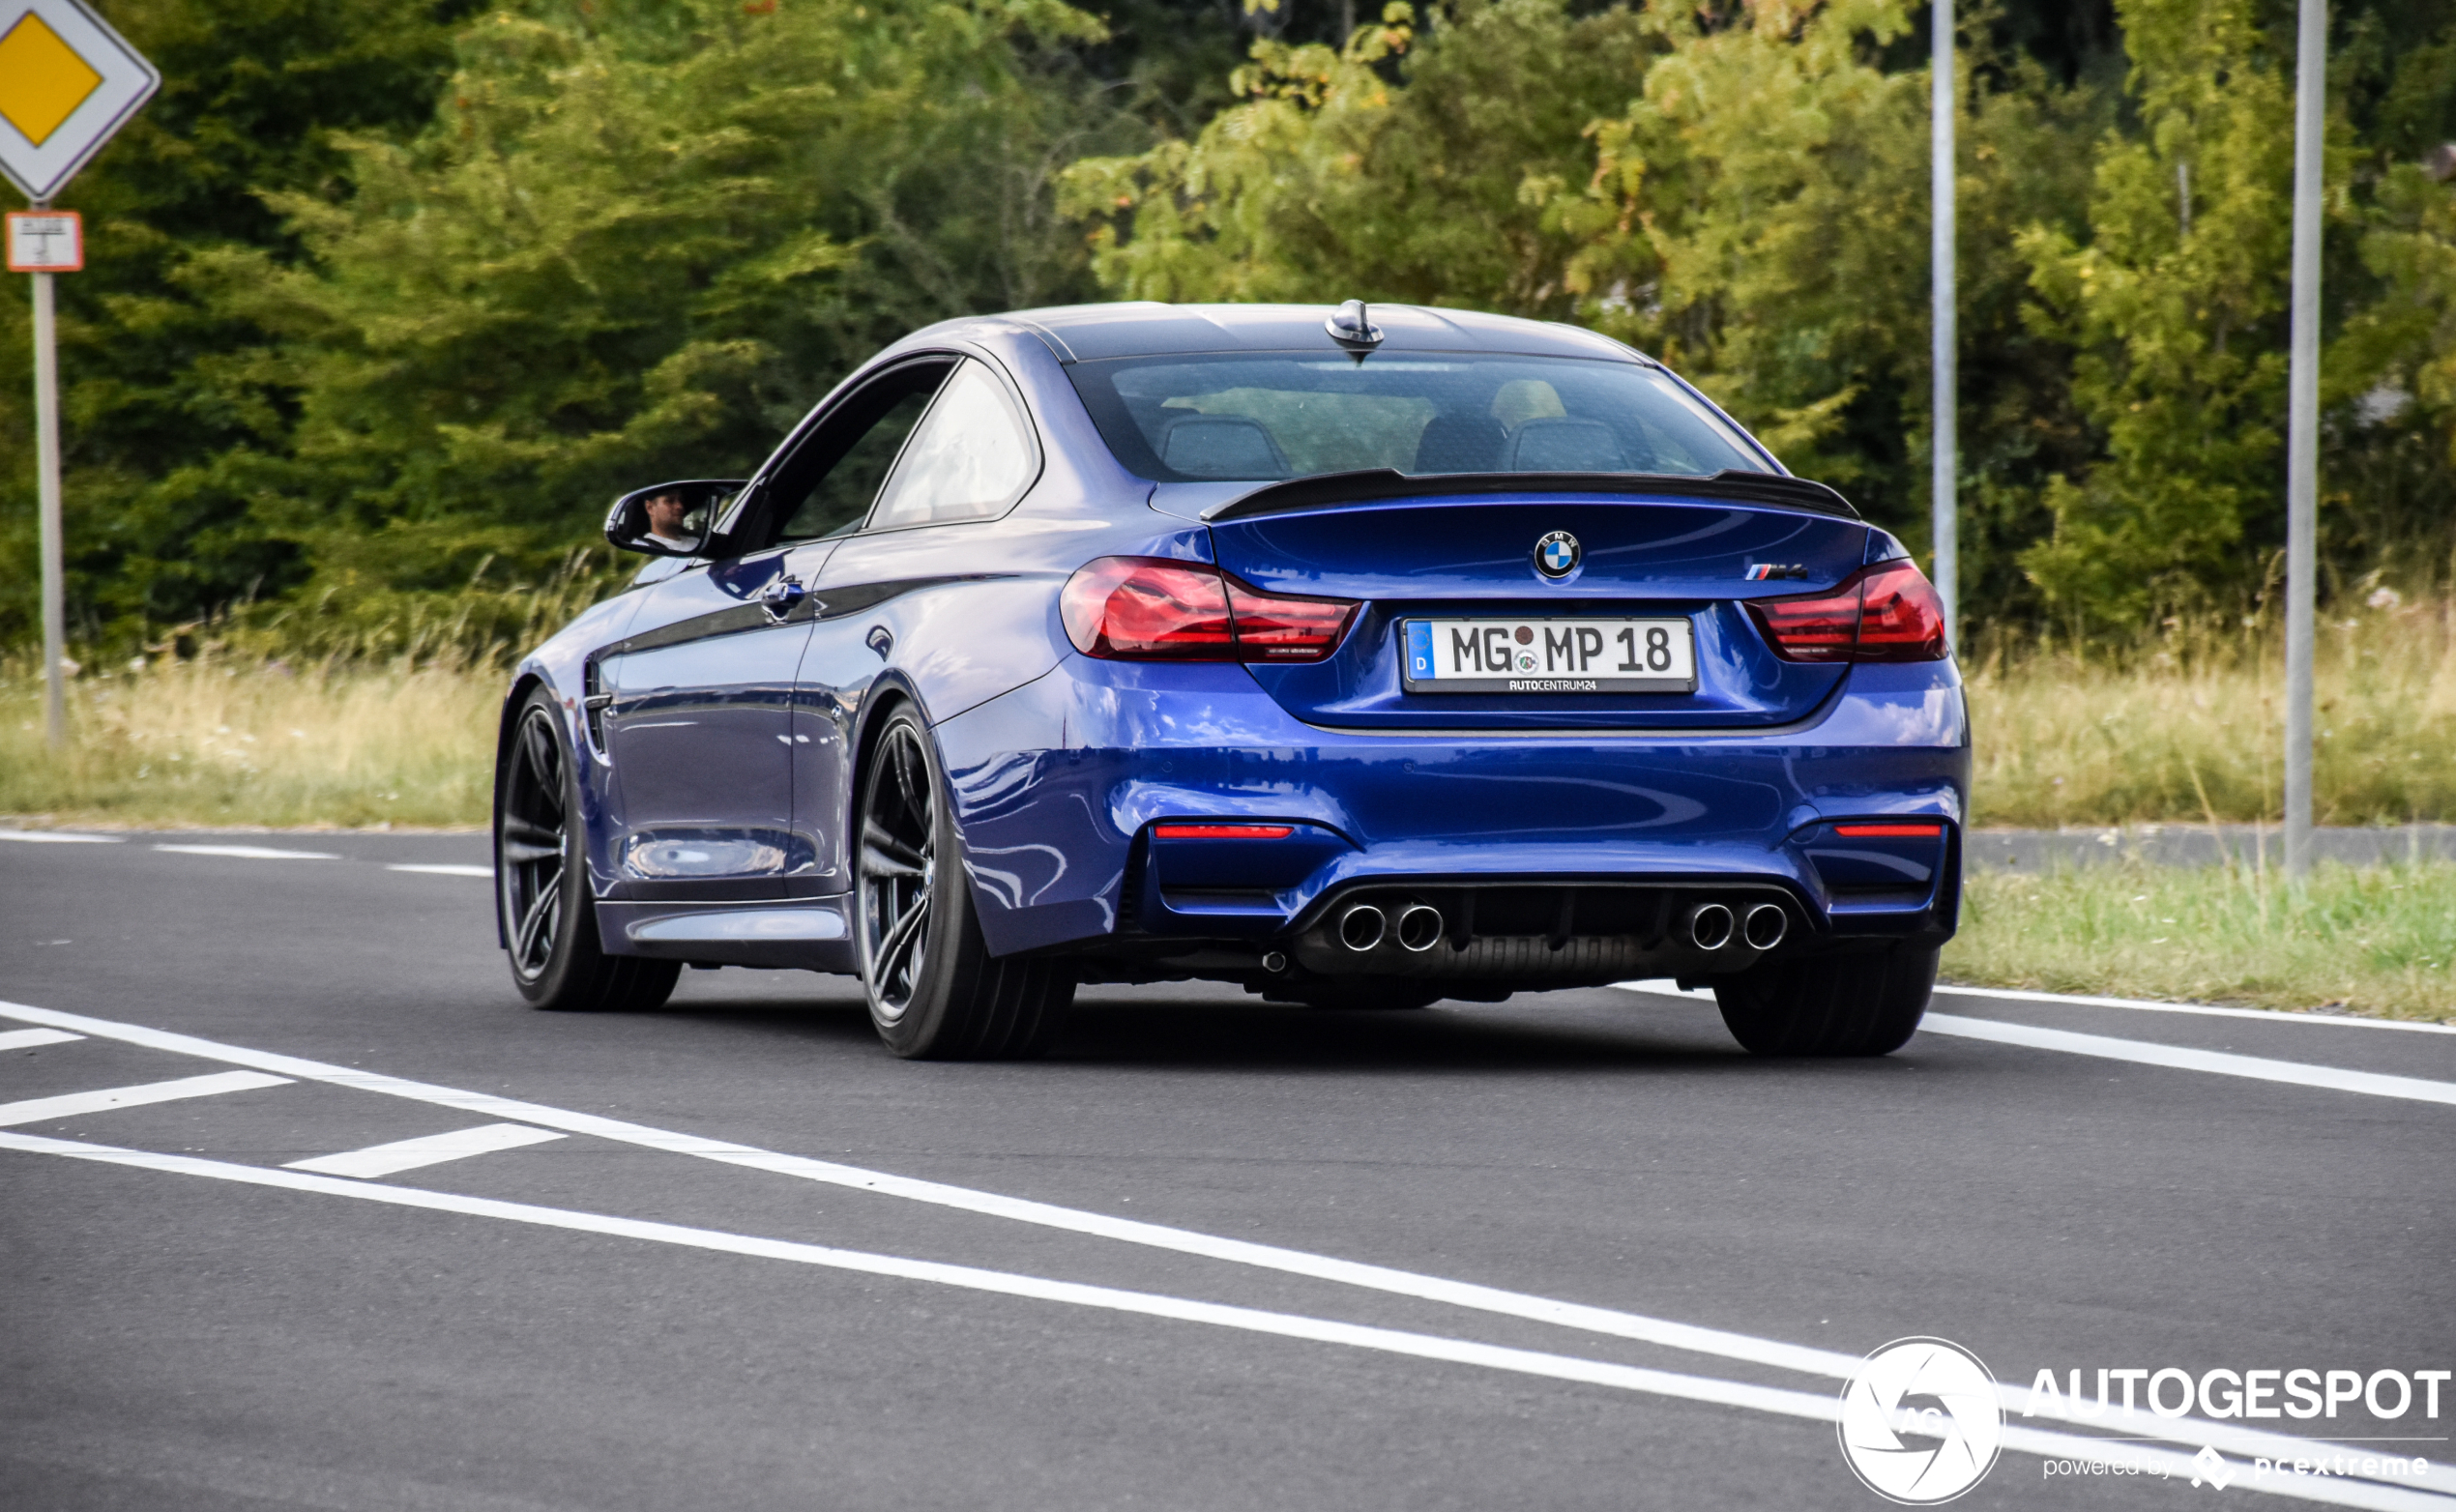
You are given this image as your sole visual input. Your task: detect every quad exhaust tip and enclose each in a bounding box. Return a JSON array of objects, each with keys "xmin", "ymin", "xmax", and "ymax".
[
  {"xmin": 1743, "ymin": 902, "xmax": 1789, "ymax": 951},
  {"xmin": 1686, "ymin": 902, "xmax": 1735, "ymax": 952},
  {"xmin": 1337, "ymin": 903, "xmax": 1388, "ymax": 952},
  {"xmin": 1394, "ymin": 903, "xmax": 1445, "ymax": 952}
]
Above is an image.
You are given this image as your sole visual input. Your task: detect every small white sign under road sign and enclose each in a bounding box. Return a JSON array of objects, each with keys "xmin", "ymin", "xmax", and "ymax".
[
  {"xmin": 0, "ymin": 0, "xmax": 160, "ymax": 204},
  {"xmin": 6, "ymin": 207, "xmax": 79, "ymax": 269}
]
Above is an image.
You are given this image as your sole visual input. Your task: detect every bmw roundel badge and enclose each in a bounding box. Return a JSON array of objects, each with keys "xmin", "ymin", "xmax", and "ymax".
[{"xmin": 1534, "ymin": 530, "xmax": 1581, "ymax": 579}]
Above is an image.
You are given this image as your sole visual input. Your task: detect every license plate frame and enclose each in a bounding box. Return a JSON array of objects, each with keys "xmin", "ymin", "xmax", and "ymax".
[{"xmin": 1400, "ymin": 617, "xmax": 1698, "ymax": 694}]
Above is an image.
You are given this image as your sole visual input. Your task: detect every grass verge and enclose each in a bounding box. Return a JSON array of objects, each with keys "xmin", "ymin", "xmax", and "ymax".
[
  {"xmin": 1944, "ymin": 860, "xmax": 2456, "ymax": 1022},
  {"xmin": 1963, "ymin": 595, "xmax": 2456, "ymax": 827},
  {"xmin": 1, "ymin": 655, "xmax": 499, "ymax": 829}
]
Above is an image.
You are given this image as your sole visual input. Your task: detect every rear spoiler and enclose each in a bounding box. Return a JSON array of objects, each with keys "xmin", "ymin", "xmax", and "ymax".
[{"xmin": 1201, "ymin": 469, "xmax": 1858, "ymax": 523}]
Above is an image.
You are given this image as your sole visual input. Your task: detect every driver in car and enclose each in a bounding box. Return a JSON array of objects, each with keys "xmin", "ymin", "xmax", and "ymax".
[{"xmin": 642, "ymin": 491, "xmax": 702, "ymax": 554}]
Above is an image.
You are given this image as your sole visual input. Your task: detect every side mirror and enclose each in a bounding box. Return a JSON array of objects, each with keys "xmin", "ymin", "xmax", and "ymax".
[{"xmin": 605, "ymin": 480, "xmax": 747, "ymax": 558}]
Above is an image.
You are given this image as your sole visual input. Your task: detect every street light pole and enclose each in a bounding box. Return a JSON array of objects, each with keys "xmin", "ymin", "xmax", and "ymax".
[
  {"xmin": 2283, "ymin": 0, "xmax": 2325, "ymax": 876},
  {"xmin": 1931, "ymin": 0, "xmax": 1957, "ymax": 642}
]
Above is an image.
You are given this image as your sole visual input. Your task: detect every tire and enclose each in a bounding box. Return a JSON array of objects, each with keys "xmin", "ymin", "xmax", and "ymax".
[
  {"xmin": 1712, "ymin": 944, "xmax": 1937, "ymax": 1057},
  {"xmin": 496, "ymin": 687, "xmax": 680, "ymax": 1013},
  {"xmin": 855, "ymin": 704, "xmax": 1075, "ymax": 1060}
]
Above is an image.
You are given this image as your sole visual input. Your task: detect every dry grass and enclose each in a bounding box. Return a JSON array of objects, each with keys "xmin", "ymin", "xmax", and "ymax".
[
  {"xmin": 1964, "ymin": 592, "xmax": 2456, "ymax": 828},
  {"xmin": 1945, "ymin": 859, "xmax": 2456, "ymax": 1022},
  {"xmin": 0, "ymin": 654, "xmax": 500, "ymax": 829}
]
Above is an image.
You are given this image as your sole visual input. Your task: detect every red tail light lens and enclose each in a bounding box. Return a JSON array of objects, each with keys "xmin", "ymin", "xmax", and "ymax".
[
  {"xmin": 1063, "ymin": 557, "xmax": 1357, "ymax": 663},
  {"xmin": 1225, "ymin": 580, "xmax": 1358, "ymax": 660},
  {"xmin": 1833, "ymin": 823, "xmax": 1944, "ymax": 837},
  {"xmin": 1061, "ymin": 558, "xmax": 1232, "ymax": 658},
  {"xmin": 1748, "ymin": 560, "xmax": 1948, "ymax": 663},
  {"xmin": 1855, "ymin": 560, "xmax": 1950, "ymax": 659}
]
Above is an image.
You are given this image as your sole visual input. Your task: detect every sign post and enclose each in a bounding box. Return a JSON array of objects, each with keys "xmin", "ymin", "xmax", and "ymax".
[{"xmin": 0, "ymin": 0, "xmax": 160, "ymax": 747}]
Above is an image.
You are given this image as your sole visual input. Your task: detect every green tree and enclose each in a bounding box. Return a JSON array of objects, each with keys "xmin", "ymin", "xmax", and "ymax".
[
  {"xmin": 1062, "ymin": 0, "xmax": 1658, "ymax": 315},
  {"xmin": 203, "ymin": 0, "xmax": 1135, "ymax": 650},
  {"xmin": 0, "ymin": 0, "xmax": 480, "ymax": 652},
  {"xmin": 2013, "ymin": 0, "xmax": 2314, "ymax": 627}
]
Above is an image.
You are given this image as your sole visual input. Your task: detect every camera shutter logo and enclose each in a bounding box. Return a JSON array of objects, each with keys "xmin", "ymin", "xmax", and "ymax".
[{"xmin": 1837, "ymin": 1337, "xmax": 2004, "ymax": 1503}]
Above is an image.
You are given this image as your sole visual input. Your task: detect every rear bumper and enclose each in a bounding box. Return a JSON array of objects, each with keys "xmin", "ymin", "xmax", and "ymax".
[{"xmin": 934, "ymin": 653, "xmax": 1968, "ymax": 978}]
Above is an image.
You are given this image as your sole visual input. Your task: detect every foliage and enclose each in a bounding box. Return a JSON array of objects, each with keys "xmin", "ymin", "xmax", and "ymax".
[
  {"xmin": 0, "ymin": 0, "xmax": 481, "ymax": 651},
  {"xmin": 210, "ymin": 0, "xmax": 1144, "ymax": 651},
  {"xmin": 2013, "ymin": 0, "xmax": 2304, "ymax": 627},
  {"xmin": 5, "ymin": 0, "xmax": 1161, "ymax": 659},
  {"xmin": 1062, "ymin": 0, "xmax": 1658, "ymax": 314}
]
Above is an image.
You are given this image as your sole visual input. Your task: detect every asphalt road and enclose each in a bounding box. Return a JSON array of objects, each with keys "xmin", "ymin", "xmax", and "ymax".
[{"xmin": 3, "ymin": 830, "xmax": 2452, "ymax": 1512}]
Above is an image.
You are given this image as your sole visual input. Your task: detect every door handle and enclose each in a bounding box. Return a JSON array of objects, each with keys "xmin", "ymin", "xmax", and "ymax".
[{"xmin": 758, "ymin": 575, "xmax": 807, "ymax": 621}]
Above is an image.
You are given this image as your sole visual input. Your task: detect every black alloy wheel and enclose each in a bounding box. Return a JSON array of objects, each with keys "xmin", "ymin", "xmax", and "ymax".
[
  {"xmin": 495, "ymin": 688, "xmax": 679, "ymax": 1012},
  {"xmin": 856, "ymin": 705, "xmax": 1074, "ymax": 1059},
  {"xmin": 859, "ymin": 717, "xmax": 938, "ymax": 1022}
]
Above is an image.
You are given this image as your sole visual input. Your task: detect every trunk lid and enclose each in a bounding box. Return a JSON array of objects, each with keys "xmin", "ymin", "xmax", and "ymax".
[{"xmin": 1204, "ymin": 486, "xmax": 1872, "ymax": 731}]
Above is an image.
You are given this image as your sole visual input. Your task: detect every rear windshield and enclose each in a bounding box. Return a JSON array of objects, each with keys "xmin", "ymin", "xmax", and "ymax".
[{"xmin": 1066, "ymin": 351, "xmax": 1769, "ymax": 483}]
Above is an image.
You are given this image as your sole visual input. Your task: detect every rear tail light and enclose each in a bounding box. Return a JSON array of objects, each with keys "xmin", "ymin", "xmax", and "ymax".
[
  {"xmin": 1747, "ymin": 560, "xmax": 1949, "ymax": 662},
  {"xmin": 1833, "ymin": 823, "xmax": 1944, "ymax": 837},
  {"xmin": 1062, "ymin": 557, "xmax": 1358, "ymax": 663}
]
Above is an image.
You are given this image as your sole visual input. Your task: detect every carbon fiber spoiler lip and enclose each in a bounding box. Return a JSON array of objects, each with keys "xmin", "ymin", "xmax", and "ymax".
[{"xmin": 1199, "ymin": 469, "xmax": 1858, "ymax": 523}]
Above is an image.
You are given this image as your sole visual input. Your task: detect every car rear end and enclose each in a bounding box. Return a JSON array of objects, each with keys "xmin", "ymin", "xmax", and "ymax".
[{"xmin": 934, "ymin": 308, "xmax": 1967, "ymax": 1016}]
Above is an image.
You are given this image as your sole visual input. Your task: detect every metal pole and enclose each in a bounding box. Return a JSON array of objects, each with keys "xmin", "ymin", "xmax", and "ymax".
[
  {"xmin": 32, "ymin": 264, "xmax": 67, "ymax": 750},
  {"xmin": 1931, "ymin": 0, "xmax": 1958, "ymax": 641},
  {"xmin": 2283, "ymin": 0, "xmax": 2324, "ymax": 875}
]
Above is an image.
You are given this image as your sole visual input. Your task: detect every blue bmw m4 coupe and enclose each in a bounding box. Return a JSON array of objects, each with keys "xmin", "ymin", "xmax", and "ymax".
[{"xmin": 493, "ymin": 301, "xmax": 1968, "ymax": 1060}]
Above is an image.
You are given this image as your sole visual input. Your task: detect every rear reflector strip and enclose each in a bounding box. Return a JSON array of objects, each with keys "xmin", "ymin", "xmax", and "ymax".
[
  {"xmin": 1152, "ymin": 824, "xmax": 1296, "ymax": 840},
  {"xmin": 1833, "ymin": 823, "xmax": 1945, "ymax": 838}
]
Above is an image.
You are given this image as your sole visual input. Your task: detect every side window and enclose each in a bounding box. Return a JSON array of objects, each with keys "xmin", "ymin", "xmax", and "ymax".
[
  {"xmin": 768, "ymin": 363, "xmax": 951, "ymax": 543},
  {"xmin": 867, "ymin": 360, "xmax": 1038, "ymax": 531}
]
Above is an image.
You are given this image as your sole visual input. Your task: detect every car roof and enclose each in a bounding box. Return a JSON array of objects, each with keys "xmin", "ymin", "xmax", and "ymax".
[{"xmin": 941, "ymin": 302, "xmax": 1648, "ymax": 364}]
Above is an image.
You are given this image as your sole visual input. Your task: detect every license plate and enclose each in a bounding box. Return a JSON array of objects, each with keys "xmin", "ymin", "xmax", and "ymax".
[{"xmin": 1401, "ymin": 617, "xmax": 1697, "ymax": 693}]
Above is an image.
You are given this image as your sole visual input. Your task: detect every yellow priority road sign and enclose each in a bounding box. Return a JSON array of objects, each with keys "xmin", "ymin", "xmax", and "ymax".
[{"xmin": 0, "ymin": 0, "xmax": 158, "ymax": 203}]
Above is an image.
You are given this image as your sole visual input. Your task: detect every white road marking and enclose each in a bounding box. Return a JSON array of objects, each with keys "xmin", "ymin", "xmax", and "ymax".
[
  {"xmin": 0, "ymin": 999, "xmax": 2439, "ymax": 1497},
  {"xmin": 1933, "ymin": 984, "xmax": 2456, "ymax": 1034},
  {"xmin": 1921, "ymin": 1014, "xmax": 2456, "ymax": 1106},
  {"xmin": 1619, "ymin": 980, "xmax": 2456, "ymax": 1106},
  {"xmin": 0, "ymin": 1128, "xmax": 2434, "ymax": 1511},
  {"xmin": 1617, "ymin": 978, "xmax": 1717, "ymax": 1002},
  {"xmin": 386, "ymin": 863, "xmax": 493, "ymax": 878},
  {"xmin": 0, "ymin": 1027, "xmax": 82, "ymax": 1051},
  {"xmin": 0, "ymin": 829, "xmax": 123, "ymax": 844},
  {"xmin": 153, "ymin": 844, "xmax": 340, "ymax": 860},
  {"xmin": 0, "ymin": 1070, "xmax": 290, "ymax": 1127},
  {"xmin": 287, "ymin": 1121, "xmax": 565, "ymax": 1178}
]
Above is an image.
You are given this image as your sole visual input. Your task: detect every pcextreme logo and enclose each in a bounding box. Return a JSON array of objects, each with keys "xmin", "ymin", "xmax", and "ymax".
[{"xmin": 1838, "ymin": 1338, "xmax": 2005, "ymax": 1503}]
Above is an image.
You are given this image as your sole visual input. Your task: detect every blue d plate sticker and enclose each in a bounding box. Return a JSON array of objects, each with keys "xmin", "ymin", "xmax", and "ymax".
[{"xmin": 1405, "ymin": 621, "xmax": 1436, "ymax": 681}]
